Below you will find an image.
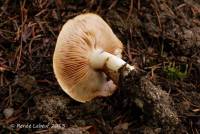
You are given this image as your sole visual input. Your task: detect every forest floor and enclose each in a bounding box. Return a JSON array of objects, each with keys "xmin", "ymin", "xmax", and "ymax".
[{"xmin": 0, "ymin": 0, "xmax": 200, "ymax": 134}]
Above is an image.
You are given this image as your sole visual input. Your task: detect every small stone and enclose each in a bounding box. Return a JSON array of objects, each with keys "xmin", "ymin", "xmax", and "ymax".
[
  {"xmin": 197, "ymin": 59, "xmax": 200, "ymax": 64},
  {"xmin": 3, "ymin": 107, "xmax": 14, "ymax": 118}
]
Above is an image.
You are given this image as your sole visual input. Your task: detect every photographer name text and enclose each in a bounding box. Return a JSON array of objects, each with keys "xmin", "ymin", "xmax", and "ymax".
[{"xmin": 10, "ymin": 123, "xmax": 66, "ymax": 129}]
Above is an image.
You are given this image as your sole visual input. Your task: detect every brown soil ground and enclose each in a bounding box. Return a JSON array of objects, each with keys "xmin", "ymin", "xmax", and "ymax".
[{"xmin": 0, "ymin": 0, "xmax": 200, "ymax": 134}]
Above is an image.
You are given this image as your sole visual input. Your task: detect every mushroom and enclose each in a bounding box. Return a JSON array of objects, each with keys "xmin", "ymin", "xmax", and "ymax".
[{"xmin": 53, "ymin": 13, "xmax": 135, "ymax": 103}]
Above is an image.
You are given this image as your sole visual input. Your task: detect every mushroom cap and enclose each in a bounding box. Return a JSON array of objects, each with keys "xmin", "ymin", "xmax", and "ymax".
[{"xmin": 53, "ymin": 13, "xmax": 123, "ymax": 102}]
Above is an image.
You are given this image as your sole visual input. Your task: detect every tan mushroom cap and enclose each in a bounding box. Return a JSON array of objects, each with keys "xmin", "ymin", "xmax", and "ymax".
[{"xmin": 53, "ymin": 13, "xmax": 123, "ymax": 102}]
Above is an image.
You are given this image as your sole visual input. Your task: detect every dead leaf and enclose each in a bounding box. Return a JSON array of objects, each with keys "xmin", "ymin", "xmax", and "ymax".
[
  {"xmin": 0, "ymin": 66, "xmax": 7, "ymax": 72},
  {"xmin": 15, "ymin": 75, "xmax": 37, "ymax": 91},
  {"xmin": 113, "ymin": 122, "xmax": 129, "ymax": 134}
]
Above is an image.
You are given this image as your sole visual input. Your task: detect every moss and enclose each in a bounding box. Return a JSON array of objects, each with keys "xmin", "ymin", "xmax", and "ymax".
[{"xmin": 163, "ymin": 63, "xmax": 188, "ymax": 80}]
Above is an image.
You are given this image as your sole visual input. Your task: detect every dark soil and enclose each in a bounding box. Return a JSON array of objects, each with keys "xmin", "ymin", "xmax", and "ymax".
[{"xmin": 0, "ymin": 0, "xmax": 200, "ymax": 134}]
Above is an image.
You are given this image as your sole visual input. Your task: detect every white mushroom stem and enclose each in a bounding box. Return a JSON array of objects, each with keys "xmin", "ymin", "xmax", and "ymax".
[{"xmin": 89, "ymin": 49, "xmax": 135, "ymax": 84}]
